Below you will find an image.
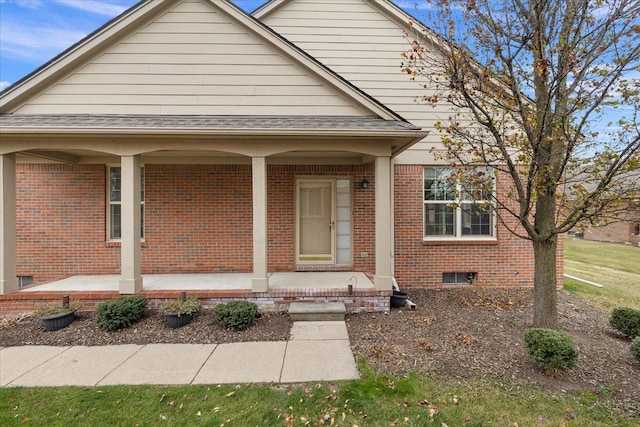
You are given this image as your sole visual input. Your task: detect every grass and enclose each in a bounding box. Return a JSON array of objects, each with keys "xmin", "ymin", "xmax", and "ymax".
[
  {"xmin": 1, "ymin": 362, "xmax": 637, "ymax": 427},
  {"xmin": 564, "ymin": 238, "xmax": 640, "ymax": 310}
]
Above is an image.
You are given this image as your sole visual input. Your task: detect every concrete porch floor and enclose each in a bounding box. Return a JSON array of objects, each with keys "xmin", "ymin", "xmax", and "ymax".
[{"xmin": 20, "ymin": 272, "xmax": 375, "ymax": 293}]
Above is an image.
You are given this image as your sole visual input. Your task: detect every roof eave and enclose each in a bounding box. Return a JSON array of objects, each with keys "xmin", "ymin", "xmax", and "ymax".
[{"xmin": 0, "ymin": 127, "xmax": 428, "ymax": 139}]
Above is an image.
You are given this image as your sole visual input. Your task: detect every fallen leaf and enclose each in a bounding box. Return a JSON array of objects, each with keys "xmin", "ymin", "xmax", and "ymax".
[
  {"xmin": 196, "ymin": 411, "xmax": 202, "ymax": 417},
  {"xmin": 225, "ymin": 391, "xmax": 235, "ymax": 397}
]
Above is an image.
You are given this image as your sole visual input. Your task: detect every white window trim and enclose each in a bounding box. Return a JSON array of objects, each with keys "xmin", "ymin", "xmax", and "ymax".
[
  {"xmin": 107, "ymin": 164, "xmax": 145, "ymax": 242},
  {"xmin": 422, "ymin": 167, "xmax": 497, "ymax": 241}
]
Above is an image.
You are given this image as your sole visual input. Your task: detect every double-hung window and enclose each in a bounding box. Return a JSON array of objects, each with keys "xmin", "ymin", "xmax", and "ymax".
[
  {"xmin": 108, "ymin": 166, "xmax": 145, "ymax": 240},
  {"xmin": 423, "ymin": 167, "xmax": 494, "ymax": 239}
]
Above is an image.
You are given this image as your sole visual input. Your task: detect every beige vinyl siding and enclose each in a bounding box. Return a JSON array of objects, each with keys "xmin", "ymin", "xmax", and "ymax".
[
  {"xmin": 261, "ymin": 0, "xmax": 457, "ymax": 162},
  {"xmin": 15, "ymin": 0, "xmax": 367, "ymax": 116}
]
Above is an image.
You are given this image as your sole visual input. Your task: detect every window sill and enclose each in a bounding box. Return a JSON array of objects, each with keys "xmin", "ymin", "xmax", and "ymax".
[
  {"xmin": 105, "ymin": 240, "xmax": 146, "ymax": 248},
  {"xmin": 422, "ymin": 238, "xmax": 497, "ymax": 246}
]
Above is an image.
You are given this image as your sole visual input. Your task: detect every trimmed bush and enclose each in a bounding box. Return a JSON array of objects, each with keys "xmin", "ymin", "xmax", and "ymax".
[
  {"xmin": 524, "ymin": 328, "xmax": 579, "ymax": 373},
  {"xmin": 610, "ymin": 307, "xmax": 640, "ymax": 339},
  {"xmin": 631, "ymin": 337, "xmax": 640, "ymax": 362},
  {"xmin": 96, "ymin": 296, "xmax": 148, "ymax": 331},
  {"xmin": 214, "ymin": 301, "xmax": 259, "ymax": 330}
]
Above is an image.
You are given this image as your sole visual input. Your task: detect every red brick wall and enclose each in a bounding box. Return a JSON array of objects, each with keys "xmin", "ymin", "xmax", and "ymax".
[
  {"xmin": 16, "ymin": 163, "xmax": 545, "ymax": 289},
  {"xmin": 15, "ymin": 163, "xmax": 376, "ymax": 284},
  {"xmin": 393, "ymin": 165, "xmax": 547, "ymax": 288},
  {"xmin": 16, "ymin": 164, "xmax": 118, "ymax": 284},
  {"xmin": 266, "ymin": 164, "xmax": 375, "ymax": 272},
  {"xmin": 143, "ymin": 164, "xmax": 253, "ymax": 273}
]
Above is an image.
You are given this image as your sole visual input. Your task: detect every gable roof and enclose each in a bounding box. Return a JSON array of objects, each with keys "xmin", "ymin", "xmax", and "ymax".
[{"xmin": 0, "ymin": 0, "xmax": 407, "ymax": 122}]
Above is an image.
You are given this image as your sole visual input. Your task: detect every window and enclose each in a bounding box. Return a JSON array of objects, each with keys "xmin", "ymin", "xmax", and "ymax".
[
  {"xmin": 18, "ymin": 276, "xmax": 33, "ymax": 288},
  {"xmin": 108, "ymin": 166, "xmax": 144, "ymax": 240},
  {"xmin": 424, "ymin": 167, "xmax": 494, "ymax": 238},
  {"xmin": 443, "ymin": 272, "xmax": 477, "ymax": 285}
]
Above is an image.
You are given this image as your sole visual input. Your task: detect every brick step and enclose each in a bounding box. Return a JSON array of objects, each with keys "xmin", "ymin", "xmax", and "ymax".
[{"xmin": 288, "ymin": 302, "xmax": 346, "ymax": 321}]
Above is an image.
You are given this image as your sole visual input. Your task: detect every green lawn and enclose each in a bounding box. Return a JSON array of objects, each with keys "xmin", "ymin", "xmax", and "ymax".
[
  {"xmin": 564, "ymin": 238, "xmax": 640, "ymax": 310},
  {"xmin": 1, "ymin": 364, "xmax": 636, "ymax": 427}
]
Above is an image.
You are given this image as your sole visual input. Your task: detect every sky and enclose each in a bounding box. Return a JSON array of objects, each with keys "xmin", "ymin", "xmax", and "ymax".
[{"xmin": 0, "ymin": 0, "xmax": 429, "ymax": 91}]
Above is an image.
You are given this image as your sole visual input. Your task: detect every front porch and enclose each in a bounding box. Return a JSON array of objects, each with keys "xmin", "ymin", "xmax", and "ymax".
[{"xmin": 0, "ymin": 272, "xmax": 391, "ymax": 316}]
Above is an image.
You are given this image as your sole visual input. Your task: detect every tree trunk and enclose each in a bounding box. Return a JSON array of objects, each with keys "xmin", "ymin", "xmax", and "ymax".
[{"xmin": 532, "ymin": 234, "xmax": 558, "ymax": 329}]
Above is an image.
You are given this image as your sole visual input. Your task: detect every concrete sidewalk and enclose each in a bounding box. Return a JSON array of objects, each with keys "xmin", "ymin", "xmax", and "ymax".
[{"xmin": 0, "ymin": 321, "xmax": 359, "ymax": 387}]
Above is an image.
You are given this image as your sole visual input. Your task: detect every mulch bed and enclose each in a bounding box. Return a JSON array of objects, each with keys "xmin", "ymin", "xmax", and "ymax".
[
  {"xmin": 1, "ymin": 288, "xmax": 638, "ymax": 416},
  {"xmin": 346, "ymin": 288, "xmax": 640, "ymax": 417}
]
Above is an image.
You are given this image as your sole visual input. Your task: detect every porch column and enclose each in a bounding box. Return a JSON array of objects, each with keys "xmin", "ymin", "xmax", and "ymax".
[
  {"xmin": 252, "ymin": 156, "xmax": 268, "ymax": 292},
  {"xmin": 0, "ymin": 154, "xmax": 18, "ymax": 294},
  {"xmin": 374, "ymin": 156, "xmax": 393, "ymax": 290},
  {"xmin": 119, "ymin": 155, "xmax": 143, "ymax": 294}
]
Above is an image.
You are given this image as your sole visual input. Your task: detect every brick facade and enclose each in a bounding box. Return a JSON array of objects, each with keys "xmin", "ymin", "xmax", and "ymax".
[
  {"xmin": 393, "ymin": 165, "xmax": 562, "ymax": 288},
  {"xmin": 16, "ymin": 163, "xmax": 376, "ymax": 285},
  {"xmin": 15, "ymin": 162, "xmax": 552, "ymax": 289}
]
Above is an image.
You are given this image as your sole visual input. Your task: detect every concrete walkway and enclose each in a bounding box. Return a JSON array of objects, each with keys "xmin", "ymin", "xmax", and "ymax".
[{"xmin": 0, "ymin": 321, "xmax": 359, "ymax": 387}]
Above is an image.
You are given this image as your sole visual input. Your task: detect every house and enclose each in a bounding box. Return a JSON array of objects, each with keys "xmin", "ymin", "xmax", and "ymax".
[
  {"xmin": 0, "ymin": 0, "xmax": 546, "ymax": 315},
  {"xmin": 580, "ymin": 200, "xmax": 640, "ymax": 246}
]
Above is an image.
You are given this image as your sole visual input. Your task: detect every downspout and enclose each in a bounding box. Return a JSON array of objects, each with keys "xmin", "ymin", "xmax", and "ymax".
[
  {"xmin": 390, "ymin": 157, "xmax": 399, "ymax": 291},
  {"xmin": 390, "ymin": 157, "xmax": 415, "ymax": 309}
]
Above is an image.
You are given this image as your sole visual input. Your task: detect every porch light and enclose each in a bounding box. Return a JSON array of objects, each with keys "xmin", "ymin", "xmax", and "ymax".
[{"xmin": 361, "ymin": 178, "xmax": 369, "ymax": 189}]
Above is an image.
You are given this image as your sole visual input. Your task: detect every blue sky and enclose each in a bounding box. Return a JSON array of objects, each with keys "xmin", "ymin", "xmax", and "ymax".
[{"xmin": 0, "ymin": 0, "xmax": 427, "ymax": 91}]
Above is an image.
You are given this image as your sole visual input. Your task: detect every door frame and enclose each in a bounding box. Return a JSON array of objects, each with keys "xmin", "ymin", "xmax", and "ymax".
[{"xmin": 295, "ymin": 177, "xmax": 336, "ymax": 264}]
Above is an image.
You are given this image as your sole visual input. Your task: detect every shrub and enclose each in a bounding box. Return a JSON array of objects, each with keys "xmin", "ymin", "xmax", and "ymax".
[
  {"xmin": 609, "ymin": 307, "xmax": 640, "ymax": 339},
  {"xmin": 631, "ymin": 337, "xmax": 640, "ymax": 362},
  {"xmin": 214, "ymin": 301, "xmax": 258, "ymax": 330},
  {"xmin": 524, "ymin": 328, "xmax": 579, "ymax": 373},
  {"xmin": 96, "ymin": 296, "xmax": 148, "ymax": 331}
]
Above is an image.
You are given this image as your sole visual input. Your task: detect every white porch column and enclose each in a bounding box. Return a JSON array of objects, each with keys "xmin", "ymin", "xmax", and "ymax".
[
  {"xmin": 119, "ymin": 155, "xmax": 143, "ymax": 294},
  {"xmin": 0, "ymin": 154, "xmax": 18, "ymax": 294},
  {"xmin": 374, "ymin": 156, "xmax": 393, "ymax": 290},
  {"xmin": 252, "ymin": 156, "xmax": 268, "ymax": 292}
]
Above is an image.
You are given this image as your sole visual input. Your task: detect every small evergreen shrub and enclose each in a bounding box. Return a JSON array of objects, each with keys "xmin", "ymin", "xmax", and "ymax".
[
  {"xmin": 609, "ymin": 307, "xmax": 640, "ymax": 339},
  {"xmin": 214, "ymin": 301, "xmax": 259, "ymax": 330},
  {"xmin": 524, "ymin": 328, "xmax": 579, "ymax": 373},
  {"xmin": 96, "ymin": 296, "xmax": 148, "ymax": 331},
  {"xmin": 631, "ymin": 337, "xmax": 640, "ymax": 362}
]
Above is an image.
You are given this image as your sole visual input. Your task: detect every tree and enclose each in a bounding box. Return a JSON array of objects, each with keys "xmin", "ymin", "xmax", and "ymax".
[{"xmin": 401, "ymin": 0, "xmax": 640, "ymax": 328}]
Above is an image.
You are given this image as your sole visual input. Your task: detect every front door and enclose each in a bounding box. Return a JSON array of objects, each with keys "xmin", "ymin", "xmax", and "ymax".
[{"xmin": 297, "ymin": 180, "xmax": 335, "ymax": 263}]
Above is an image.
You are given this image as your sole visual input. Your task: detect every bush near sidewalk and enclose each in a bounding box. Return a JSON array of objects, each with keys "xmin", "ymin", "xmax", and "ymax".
[
  {"xmin": 96, "ymin": 295, "xmax": 148, "ymax": 331},
  {"xmin": 214, "ymin": 301, "xmax": 258, "ymax": 330}
]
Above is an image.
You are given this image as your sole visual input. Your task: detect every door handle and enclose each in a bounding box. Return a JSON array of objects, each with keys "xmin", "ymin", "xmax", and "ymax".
[{"xmin": 329, "ymin": 221, "xmax": 335, "ymax": 231}]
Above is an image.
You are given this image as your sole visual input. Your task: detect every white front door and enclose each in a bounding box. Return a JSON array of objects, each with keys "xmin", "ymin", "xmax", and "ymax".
[{"xmin": 297, "ymin": 180, "xmax": 335, "ymax": 263}]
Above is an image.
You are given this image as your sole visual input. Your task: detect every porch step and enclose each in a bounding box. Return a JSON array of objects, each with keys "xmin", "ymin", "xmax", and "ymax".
[{"xmin": 288, "ymin": 302, "xmax": 346, "ymax": 321}]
